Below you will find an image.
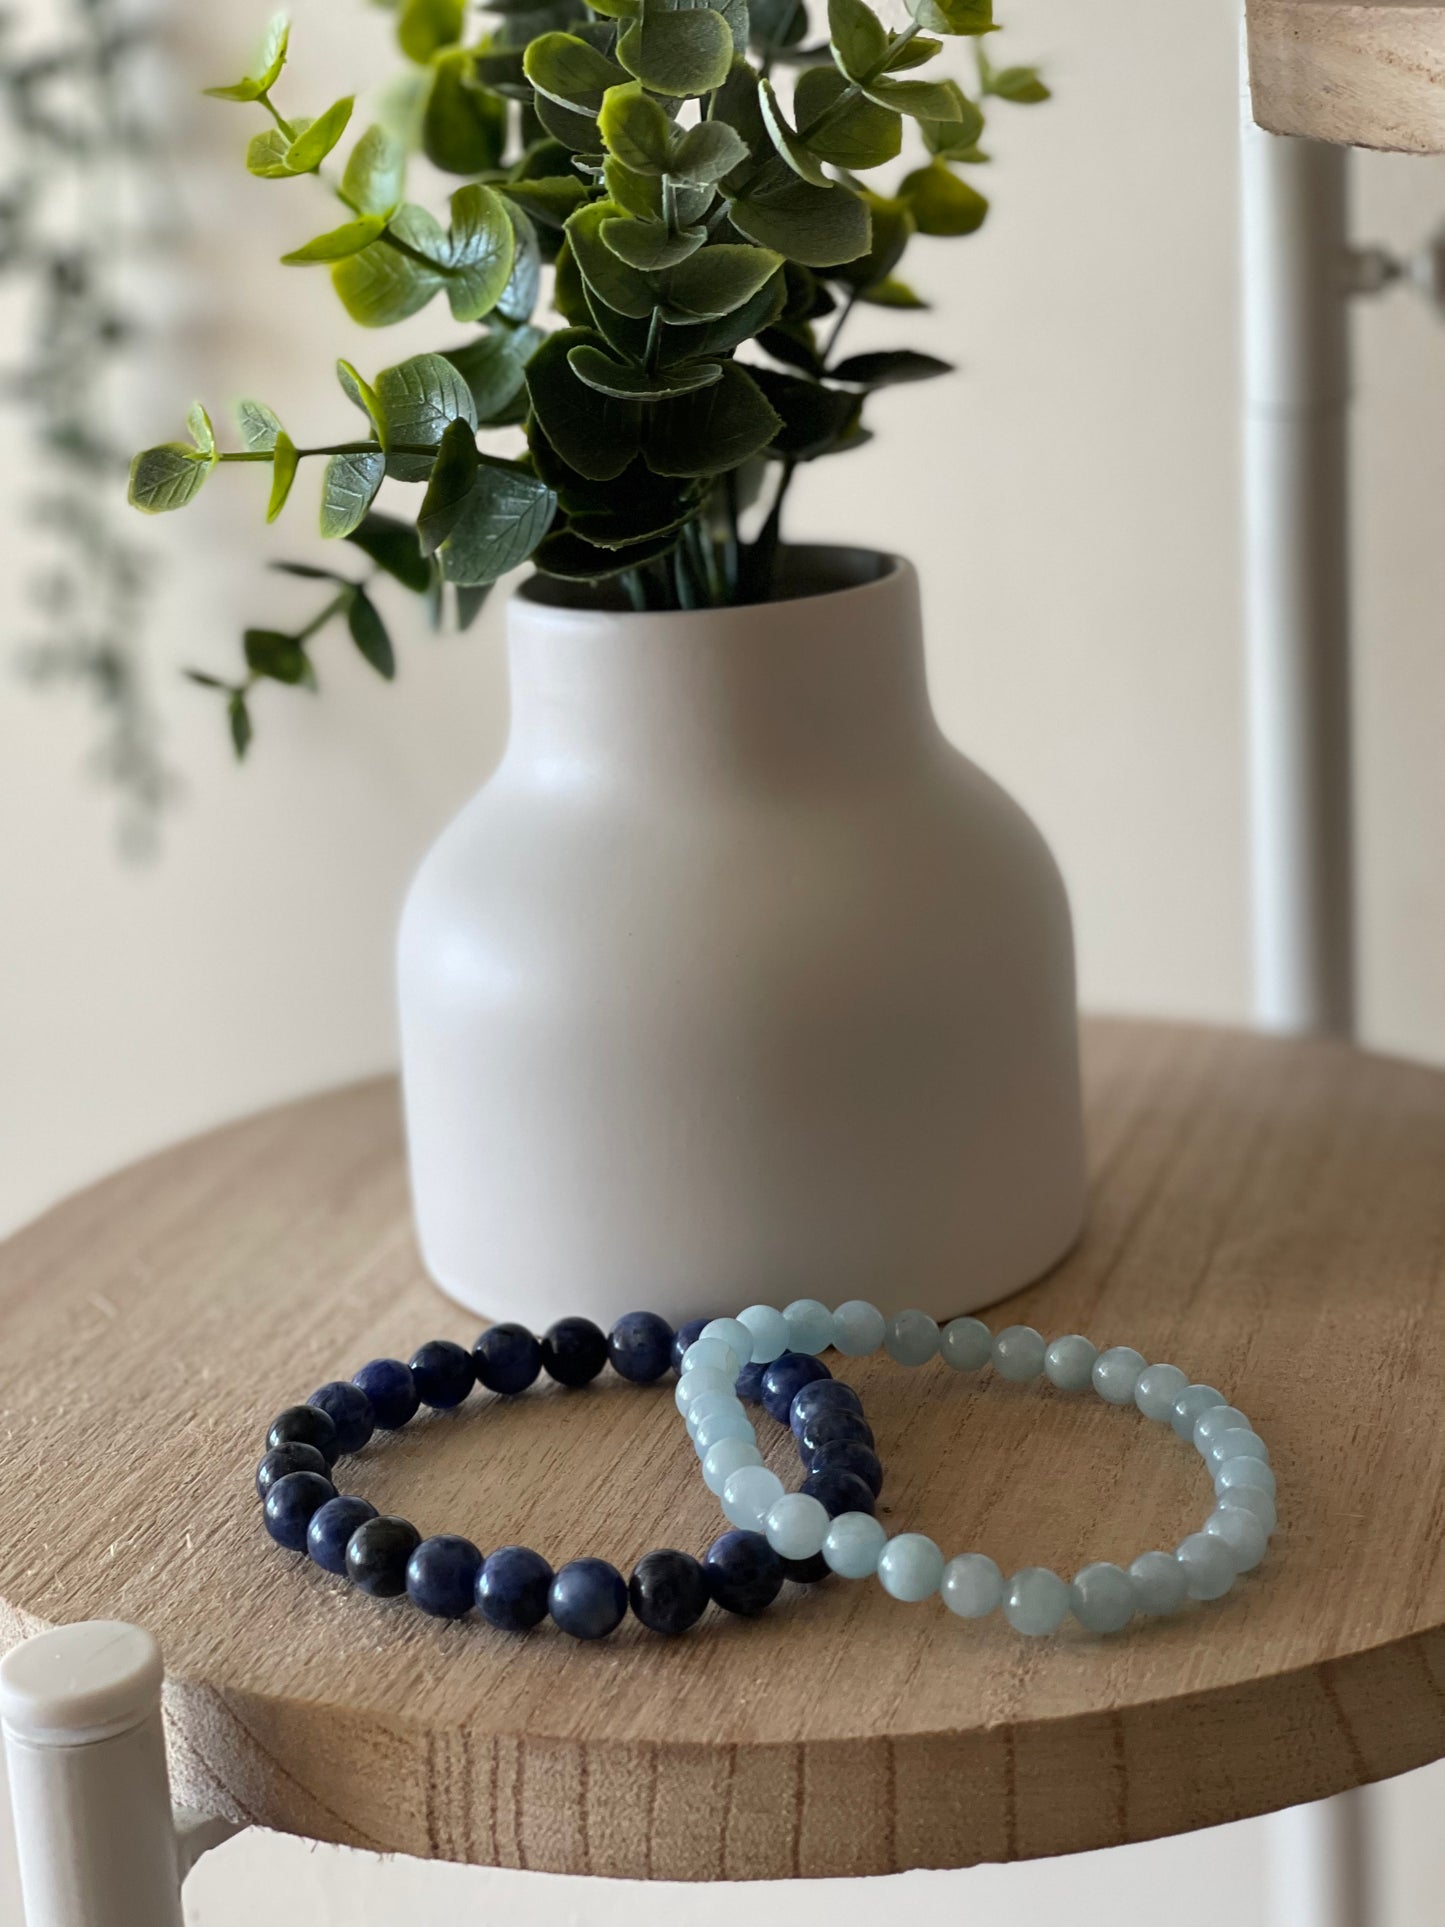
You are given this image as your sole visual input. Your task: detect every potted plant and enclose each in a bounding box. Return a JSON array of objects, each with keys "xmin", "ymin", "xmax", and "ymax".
[{"xmin": 129, "ymin": 0, "xmax": 1085, "ymax": 1328}]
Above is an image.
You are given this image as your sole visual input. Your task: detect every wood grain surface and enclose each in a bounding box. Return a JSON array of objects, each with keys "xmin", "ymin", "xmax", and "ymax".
[
  {"xmin": 1248, "ymin": 0, "xmax": 1445, "ymax": 152},
  {"xmin": 0, "ymin": 1020, "xmax": 1442, "ymax": 1879}
]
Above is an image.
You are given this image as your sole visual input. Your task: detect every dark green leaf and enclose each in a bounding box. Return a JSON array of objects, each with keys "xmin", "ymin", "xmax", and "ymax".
[
  {"xmin": 204, "ymin": 13, "xmax": 289, "ymax": 101},
  {"xmin": 244, "ymin": 628, "xmax": 310, "ymax": 684},
  {"xmin": 616, "ymin": 9, "xmax": 733, "ymax": 97},
  {"xmin": 228, "ymin": 692, "xmax": 253, "ymax": 759},
  {"xmin": 438, "ymin": 182, "xmax": 519, "ymax": 320},
  {"xmin": 728, "ymin": 165, "xmax": 870, "ymax": 267},
  {"xmin": 712, "ymin": 56, "xmax": 766, "ymax": 155},
  {"xmin": 601, "ymin": 216, "xmax": 706, "ymax": 271},
  {"xmin": 746, "ymin": 364, "xmax": 858, "ymax": 458},
  {"xmin": 668, "ymin": 117, "xmax": 749, "ymax": 185},
  {"xmin": 267, "ymin": 431, "xmax": 299, "ymax": 522},
  {"xmin": 237, "ymin": 399, "xmax": 284, "ymax": 453},
  {"xmin": 376, "ymin": 352, "xmax": 479, "ymax": 481},
  {"xmin": 827, "ymin": 0, "xmax": 888, "ymax": 80},
  {"xmin": 830, "ymin": 348, "xmax": 953, "ymax": 386},
  {"xmin": 828, "ymin": 187, "xmax": 911, "ymax": 288},
  {"xmin": 657, "ymin": 269, "xmax": 787, "ymax": 361},
  {"xmin": 270, "ymin": 562, "xmax": 354, "ymax": 582},
  {"xmin": 535, "ymin": 526, "xmax": 679, "ymax": 579},
  {"xmin": 533, "ymin": 90, "xmax": 604, "ymax": 153},
  {"xmin": 645, "ymin": 360, "xmax": 781, "ymax": 475},
  {"xmin": 497, "ymin": 200, "xmax": 543, "ymax": 323},
  {"xmin": 920, "ymin": 95, "xmax": 985, "ymax": 154},
  {"xmin": 566, "ymin": 199, "xmax": 657, "ymax": 318},
  {"xmin": 282, "ymin": 214, "xmax": 388, "ymax": 264},
  {"xmin": 750, "ymin": 0, "xmax": 808, "ymax": 50},
  {"xmin": 525, "ymin": 327, "xmax": 641, "ymax": 480},
  {"xmin": 398, "ymin": 0, "xmax": 466, "ymax": 62},
  {"xmin": 757, "ymin": 321, "xmax": 821, "ymax": 375},
  {"xmin": 598, "ymin": 80, "xmax": 671, "ymax": 173},
  {"xmin": 455, "ymin": 583, "xmax": 493, "ymax": 630},
  {"xmin": 185, "ymin": 669, "xmax": 232, "ymax": 689},
  {"xmin": 758, "ymin": 78, "xmax": 833, "ymax": 186},
  {"xmin": 898, "ymin": 159, "xmax": 987, "ymax": 235},
  {"xmin": 909, "ymin": 0, "xmax": 992, "ymax": 32},
  {"xmin": 861, "ymin": 74, "xmax": 965, "ymax": 120},
  {"xmin": 347, "ymin": 589, "xmax": 396, "ymax": 678},
  {"xmin": 418, "ymin": 416, "xmax": 480, "ymax": 554},
  {"xmin": 128, "ymin": 444, "xmax": 210, "ymax": 514},
  {"xmin": 320, "ymin": 451, "xmax": 385, "ymax": 538},
  {"xmin": 886, "ymin": 33, "xmax": 943, "ymax": 69},
  {"xmin": 663, "ymin": 243, "xmax": 783, "ymax": 320},
  {"xmin": 794, "ymin": 65, "xmax": 901, "ymax": 167},
  {"xmin": 439, "ymin": 464, "xmax": 557, "ymax": 584},
  {"xmin": 603, "ymin": 156, "xmax": 663, "ymax": 220},
  {"xmin": 340, "ymin": 123, "xmax": 407, "ymax": 216},
  {"xmin": 346, "ymin": 514, "xmax": 433, "ymax": 592},
  {"xmin": 524, "ymin": 32, "xmax": 628, "ymax": 109},
  {"xmin": 984, "ymin": 61, "xmax": 1049, "ymax": 103},
  {"xmin": 568, "ymin": 343, "xmax": 722, "ymax": 399},
  {"xmin": 424, "ymin": 48, "xmax": 509, "ymax": 173},
  {"xmin": 443, "ymin": 327, "xmax": 539, "ymax": 420},
  {"xmin": 501, "ymin": 174, "xmax": 591, "ymax": 227}
]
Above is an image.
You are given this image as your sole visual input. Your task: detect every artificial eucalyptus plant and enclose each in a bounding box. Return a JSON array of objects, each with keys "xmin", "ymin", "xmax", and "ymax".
[{"xmin": 129, "ymin": 0, "xmax": 1046, "ymax": 753}]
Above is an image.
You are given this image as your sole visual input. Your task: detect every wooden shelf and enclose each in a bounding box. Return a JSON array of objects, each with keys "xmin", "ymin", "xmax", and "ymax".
[
  {"xmin": 0, "ymin": 1020, "xmax": 1442, "ymax": 1880},
  {"xmin": 1248, "ymin": 0, "xmax": 1445, "ymax": 152}
]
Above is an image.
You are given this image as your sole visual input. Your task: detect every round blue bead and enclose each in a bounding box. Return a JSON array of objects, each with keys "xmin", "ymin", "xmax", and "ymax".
[
  {"xmin": 307, "ymin": 1381, "xmax": 375, "ymax": 1456},
  {"xmin": 477, "ymin": 1545, "xmax": 554, "ymax": 1632},
  {"xmin": 779, "ymin": 1552, "xmax": 830, "ymax": 1584},
  {"xmin": 263, "ymin": 1470, "xmax": 336, "ymax": 1550},
  {"xmin": 352, "ymin": 1358, "xmax": 419, "ymax": 1431},
  {"xmin": 406, "ymin": 1535, "xmax": 485, "ymax": 1619},
  {"xmin": 789, "ymin": 1378, "xmax": 864, "ymax": 1439},
  {"xmin": 735, "ymin": 1358, "xmax": 769, "ymax": 1402},
  {"xmin": 255, "ymin": 1442, "xmax": 328, "ymax": 1498},
  {"xmin": 540, "ymin": 1317, "xmax": 609, "ymax": 1388},
  {"xmin": 801, "ymin": 1467, "xmax": 877, "ymax": 1518},
  {"xmin": 807, "ymin": 1438, "xmax": 884, "ymax": 1497},
  {"xmin": 760, "ymin": 1353, "xmax": 830, "ymax": 1425},
  {"xmin": 607, "ymin": 1311, "xmax": 675, "ymax": 1385},
  {"xmin": 345, "ymin": 1516, "xmax": 420, "ymax": 1597},
  {"xmin": 307, "ymin": 1495, "xmax": 377, "ymax": 1574},
  {"xmin": 266, "ymin": 1403, "xmax": 339, "ymax": 1466},
  {"xmin": 670, "ymin": 1317, "xmax": 711, "ymax": 1374},
  {"xmin": 629, "ymin": 1548, "xmax": 710, "ymax": 1635},
  {"xmin": 409, "ymin": 1340, "xmax": 475, "ymax": 1410},
  {"xmin": 704, "ymin": 1529, "xmax": 785, "ymax": 1616},
  {"xmin": 473, "ymin": 1323, "xmax": 542, "ymax": 1396},
  {"xmin": 798, "ymin": 1407, "xmax": 874, "ymax": 1463},
  {"xmin": 549, "ymin": 1558, "xmax": 628, "ymax": 1639}
]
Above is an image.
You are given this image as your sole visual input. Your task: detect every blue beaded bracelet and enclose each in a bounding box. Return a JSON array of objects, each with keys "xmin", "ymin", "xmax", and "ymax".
[
  {"xmin": 256, "ymin": 1311, "xmax": 885, "ymax": 1640},
  {"xmin": 675, "ymin": 1304, "xmax": 1279, "ymax": 1638}
]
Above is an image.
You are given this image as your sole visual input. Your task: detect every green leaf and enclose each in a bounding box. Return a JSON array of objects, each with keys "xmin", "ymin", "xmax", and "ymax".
[
  {"xmin": 909, "ymin": 0, "xmax": 992, "ymax": 32},
  {"xmin": 668, "ymin": 117, "xmax": 749, "ymax": 185},
  {"xmin": 228, "ymin": 692, "xmax": 253, "ymax": 759},
  {"xmin": 663, "ymin": 243, "xmax": 783, "ymax": 320},
  {"xmin": 398, "ymin": 0, "xmax": 466, "ymax": 62},
  {"xmin": 340, "ymin": 124, "xmax": 407, "ymax": 216},
  {"xmin": 501, "ymin": 174, "xmax": 591, "ymax": 228},
  {"xmin": 186, "ymin": 669, "xmax": 232, "ymax": 690},
  {"xmin": 332, "ymin": 210, "xmax": 445, "ymax": 326},
  {"xmin": 601, "ymin": 215, "xmax": 705, "ymax": 271},
  {"xmin": 444, "ymin": 327, "xmax": 539, "ymax": 420},
  {"xmin": 525, "ymin": 327, "xmax": 642, "ymax": 480},
  {"xmin": 566, "ymin": 200, "xmax": 657, "ymax": 319},
  {"xmin": 424, "ymin": 48, "xmax": 509, "ymax": 173},
  {"xmin": 920, "ymin": 95, "xmax": 985, "ymax": 155},
  {"xmin": 237, "ymin": 399, "xmax": 284, "ymax": 453},
  {"xmin": 830, "ymin": 348, "xmax": 953, "ymax": 386},
  {"xmin": 204, "ymin": 12, "xmax": 289, "ymax": 101},
  {"xmin": 644, "ymin": 360, "xmax": 781, "ymax": 475},
  {"xmin": 533, "ymin": 91, "xmax": 605, "ymax": 154},
  {"xmin": 598, "ymin": 81, "xmax": 671, "ymax": 174},
  {"xmin": 656, "ymin": 269, "xmax": 787, "ymax": 361},
  {"xmin": 898, "ymin": 160, "xmax": 987, "ymax": 235},
  {"xmin": 616, "ymin": 9, "xmax": 733, "ymax": 97},
  {"xmin": 886, "ymin": 33, "xmax": 943, "ymax": 69},
  {"xmin": 186, "ymin": 402, "xmax": 216, "ymax": 459},
  {"xmin": 568, "ymin": 343, "xmax": 723, "ymax": 399},
  {"xmin": 860, "ymin": 73, "xmax": 964, "ymax": 120},
  {"xmin": 244, "ymin": 628, "xmax": 310, "ymax": 684},
  {"xmin": 750, "ymin": 0, "xmax": 808, "ymax": 51},
  {"xmin": 859, "ymin": 273, "xmax": 927, "ymax": 307},
  {"xmin": 455, "ymin": 583, "xmax": 493, "ymax": 629},
  {"xmin": 439, "ymin": 464, "xmax": 557, "ymax": 584},
  {"xmin": 747, "ymin": 365, "xmax": 858, "ymax": 458},
  {"xmin": 497, "ymin": 200, "xmax": 543, "ymax": 324},
  {"xmin": 828, "ymin": 185, "xmax": 911, "ymax": 291},
  {"xmin": 282, "ymin": 214, "xmax": 388, "ymax": 264},
  {"xmin": 983, "ymin": 61, "xmax": 1049, "ymax": 103},
  {"xmin": 267, "ymin": 431, "xmax": 299, "ymax": 522},
  {"xmin": 127, "ymin": 444, "xmax": 210, "ymax": 513},
  {"xmin": 319, "ymin": 450, "xmax": 386, "ymax": 538},
  {"xmin": 713, "ymin": 56, "xmax": 766, "ymax": 154},
  {"xmin": 603, "ymin": 155, "xmax": 663, "ymax": 220},
  {"xmin": 827, "ymin": 0, "xmax": 888, "ymax": 81},
  {"xmin": 535, "ymin": 526, "xmax": 679, "ymax": 580},
  {"xmin": 728, "ymin": 166, "xmax": 870, "ymax": 267},
  {"xmin": 757, "ymin": 320, "xmax": 821, "ymax": 374},
  {"xmin": 375, "ymin": 351, "xmax": 479, "ymax": 481},
  {"xmin": 345, "ymin": 514, "xmax": 432, "ymax": 593},
  {"xmin": 524, "ymin": 32, "xmax": 628, "ymax": 110},
  {"xmin": 246, "ymin": 125, "xmax": 309, "ymax": 180},
  {"xmin": 758, "ymin": 79, "xmax": 832, "ymax": 187},
  {"xmin": 269, "ymin": 562, "xmax": 353, "ymax": 582},
  {"xmin": 417, "ymin": 416, "xmax": 480, "ymax": 554},
  {"xmin": 347, "ymin": 589, "xmax": 397, "ymax": 678},
  {"xmin": 438, "ymin": 182, "xmax": 519, "ymax": 320},
  {"xmin": 286, "ymin": 96, "xmax": 355, "ymax": 172},
  {"xmin": 337, "ymin": 359, "xmax": 388, "ymax": 444},
  {"xmin": 794, "ymin": 66, "xmax": 901, "ymax": 167}
]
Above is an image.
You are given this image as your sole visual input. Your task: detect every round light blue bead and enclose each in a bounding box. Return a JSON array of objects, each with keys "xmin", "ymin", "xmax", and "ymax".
[
  {"xmin": 940, "ymin": 1317, "xmax": 992, "ymax": 1373},
  {"xmin": 877, "ymin": 1533, "xmax": 945, "ymax": 1602},
  {"xmin": 1176, "ymin": 1532, "xmax": 1236, "ymax": 1600},
  {"xmin": 721, "ymin": 1464, "xmax": 784, "ymax": 1529},
  {"xmin": 1070, "ymin": 1562, "xmax": 1135, "ymax": 1634},
  {"xmin": 674, "ymin": 1365, "xmax": 732, "ymax": 1414},
  {"xmin": 702, "ymin": 1435, "xmax": 763, "ymax": 1495},
  {"xmin": 1171, "ymin": 1383, "xmax": 1226, "ymax": 1440},
  {"xmin": 1129, "ymin": 1550, "xmax": 1189, "ymax": 1616},
  {"xmin": 1044, "ymin": 1334, "xmax": 1097, "ymax": 1393},
  {"xmin": 1204, "ymin": 1505, "xmax": 1269, "ymax": 1573},
  {"xmin": 992, "ymin": 1325, "xmax": 1045, "ymax": 1383},
  {"xmin": 1219, "ymin": 1485, "xmax": 1278, "ymax": 1534},
  {"xmin": 782, "ymin": 1299, "xmax": 834, "ymax": 1356},
  {"xmin": 885, "ymin": 1309, "xmax": 939, "ymax": 1368},
  {"xmin": 1134, "ymin": 1362, "xmax": 1188, "ymax": 1422},
  {"xmin": 1207, "ymin": 1428, "xmax": 1269, "ymax": 1469},
  {"xmin": 1193, "ymin": 1403, "xmax": 1250, "ymax": 1449},
  {"xmin": 822, "ymin": 1511, "xmax": 887, "ymax": 1580},
  {"xmin": 1003, "ymin": 1566, "xmax": 1069, "ymax": 1635},
  {"xmin": 693, "ymin": 1407, "xmax": 754, "ymax": 1456},
  {"xmin": 699, "ymin": 1318, "xmax": 754, "ymax": 1366},
  {"xmin": 737, "ymin": 1305, "xmax": 790, "ymax": 1364},
  {"xmin": 1092, "ymin": 1345, "xmax": 1147, "ymax": 1405},
  {"xmin": 1216, "ymin": 1456, "xmax": 1276, "ymax": 1497},
  {"xmin": 941, "ymin": 1553, "xmax": 1002, "ymax": 1619},
  {"xmin": 832, "ymin": 1300, "xmax": 886, "ymax": 1357},
  {"xmin": 686, "ymin": 1390, "xmax": 738, "ymax": 1439},
  {"xmin": 680, "ymin": 1337, "xmax": 739, "ymax": 1381}
]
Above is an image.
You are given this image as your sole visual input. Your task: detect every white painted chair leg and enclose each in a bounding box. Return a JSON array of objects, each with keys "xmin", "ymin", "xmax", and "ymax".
[
  {"xmin": 1269, "ymin": 1792, "xmax": 1371, "ymax": 1927},
  {"xmin": 0, "ymin": 1621, "xmax": 238, "ymax": 1927}
]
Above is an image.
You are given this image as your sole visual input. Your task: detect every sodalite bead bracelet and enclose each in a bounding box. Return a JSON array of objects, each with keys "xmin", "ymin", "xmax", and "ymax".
[
  {"xmin": 256, "ymin": 1310, "xmax": 881, "ymax": 1640},
  {"xmin": 675, "ymin": 1303, "xmax": 1278, "ymax": 1637}
]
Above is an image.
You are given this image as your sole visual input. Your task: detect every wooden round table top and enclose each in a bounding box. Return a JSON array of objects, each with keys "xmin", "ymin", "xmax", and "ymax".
[{"xmin": 1, "ymin": 1019, "xmax": 1442, "ymax": 1881}]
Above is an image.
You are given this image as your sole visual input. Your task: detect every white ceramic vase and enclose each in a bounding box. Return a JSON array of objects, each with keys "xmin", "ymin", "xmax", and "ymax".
[{"xmin": 398, "ymin": 546, "xmax": 1086, "ymax": 1329}]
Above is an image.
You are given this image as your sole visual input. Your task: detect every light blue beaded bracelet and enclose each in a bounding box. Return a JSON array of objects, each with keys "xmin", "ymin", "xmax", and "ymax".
[{"xmin": 674, "ymin": 1302, "xmax": 1279, "ymax": 1638}]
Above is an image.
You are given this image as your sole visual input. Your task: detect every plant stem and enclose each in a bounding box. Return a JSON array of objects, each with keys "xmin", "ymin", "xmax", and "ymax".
[
  {"xmin": 257, "ymin": 90, "xmax": 296, "ymax": 142},
  {"xmin": 795, "ymin": 21, "xmax": 925, "ymax": 142},
  {"xmin": 820, "ymin": 286, "xmax": 858, "ymax": 367},
  {"xmin": 217, "ymin": 440, "xmax": 439, "ymax": 464}
]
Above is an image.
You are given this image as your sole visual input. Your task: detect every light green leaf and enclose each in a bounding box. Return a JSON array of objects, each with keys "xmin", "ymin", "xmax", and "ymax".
[
  {"xmin": 663, "ymin": 243, "xmax": 783, "ymax": 320},
  {"xmin": 340, "ymin": 124, "xmax": 407, "ymax": 216},
  {"xmin": 203, "ymin": 12, "xmax": 289, "ymax": 101},
  {"xmin": 186, "ymin": 402, "xmax": 216, "ymax": 459},
  {"xmin": 375, "ymin": 351, "xmax": 479, "ymax": 481},
  {"xmin": 668, "ymin": 117, "xmax": 749, "ymax": 185},
  {"xmin": 246, "ymin": 125, "xmax": 307, "ymax": 180},
  {"xmin": 920, "ymin": 94, "xmax": 985, "ymax": 154},
  {"xmin": 525, "ymin": 327, "xmax": 642, "ymax": 480},
  {"xmin": 237, "ymin": 399, "xmax": 284, "ymax": 452},
  {"xmin": 588, "ymin": 0, "xmax": 642, "ymax": 16},
  {"xmin": 644, "ymin": 360, "xmax": 781, "ymax": 476},
  {"xmin": 909, "ymin": 0, "xmax": 992, "ymax": 32},
  {"xmin": 794, "ymin": 66, "xmax": 901, "ymax": 167},
  {"xmin": 440, "ymin": 182, "xmax": 517, "ymax": 320},
  {"xmin": 286, "ymin": 96, "xmax": 355, "ymax": 171},
  {"xmin": 320, "ymin": 451, "xmax": 386, "ymax": 538},
  {"xmin": 886, "ymin": 32, "xmax": 943, "ymax": 69},
  {"xmin": 982, "ymin": 59, "xmax": 1049, "ymax": 103},
  {"xmin": 728, "ymin": 166, "xmax": 871, "ymax": 267},
  {"xmin": 568, "ymin": 343, "xmax": 722, "ymax": 400},
  {"xmin": 860, "ymin": 273, "xmax": 928, "ymax": 307},
  {"xmin": 566, "ymin": 200, "xmax": 657, "ymax": 319},
  {"xmin": 759, "ymin": 78, "xmax": 832, "ymax": 187},
  {"xmin": 438, "ymin": 465, "xmax": 557, "ymax": 585},
  {"xmin": 398, "ymin": 0, "xmax": 466, "ymax": 63},
  {"xmin": 423, "ymin": 48, "xmax": 508, "ymax": 174},
  {"xmin": 282, "ymin": 214, "xmax": 388, "ymax": 264},
  {"xmin": 417, "ymin": 416, "xmax": 480, "ymax": 555},
  {"xmin": 898, "ymin": 159, "xmax": 988, "ymax": 234},
  {"xmin": 336, "ymin": 359, "xmax": 388, "ymax": 445},
  {"xmin": 332, "ymin": 210, "xmax": 445, "ymax": 326},
  {"xmin": 127, "ymin": 444, "xmax": 211, "ymax": 514},
  {"xmin": 266, "ymin": 431, "xmax": 299, "ymax": 522},
  {"xmin": 860, "ymin": 73, "xmax": 965, "ymax": 120},
  {"xmin": 598, "ymin": 81, "xmax": 671, "ymax": 174},
  {"xmin": 827, "ymin": 0, "xmax": 888, "ymax": 81},
  {"xmin": 524, "ymin": 32, "xmax": 629, "ymax": 110},
  {"xmin": 600, "ymin": 215, "xmax": 706, "ymax": 270},
  {"xmin": 617, "ymin": 8, "xmax": 733, "ymax": 97},
  {"xmin": 347, "ymin": 589, "xmax": 397, "ymax": 678}
]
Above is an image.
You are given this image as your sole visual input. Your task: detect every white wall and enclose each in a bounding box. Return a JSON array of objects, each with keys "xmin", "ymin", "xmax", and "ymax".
[{"xmin": 2, "ymin": 0, "xmax": 1443, "ymax": 1919}]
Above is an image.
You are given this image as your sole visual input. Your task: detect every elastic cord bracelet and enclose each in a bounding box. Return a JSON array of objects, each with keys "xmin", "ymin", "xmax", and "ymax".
[
  {"xmin": 255, "ymin": 1311, "xmax": 883, "ymax": 1640},
  {"xmin": 675, "ymin": 1304, "xmax": 1278, "ymax": 1636}
]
